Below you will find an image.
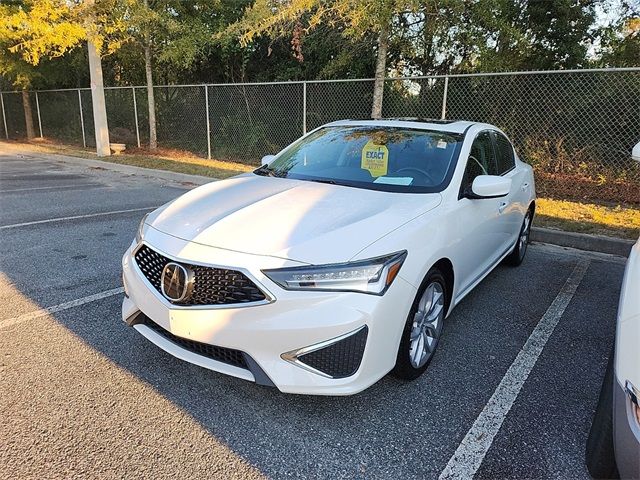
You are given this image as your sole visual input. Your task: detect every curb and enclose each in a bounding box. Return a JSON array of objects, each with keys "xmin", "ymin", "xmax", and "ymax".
[
  {"xmin": 531, "ymin": 227, "xmax": 634, "ymax": 257},
  {"xmin": 46, "ymin": 153, "xmax": 215, "ymax": 186}
]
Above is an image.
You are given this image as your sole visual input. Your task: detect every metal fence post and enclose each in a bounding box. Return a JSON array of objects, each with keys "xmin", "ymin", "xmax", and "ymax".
[
  {"xmin": 0, "ymin": 93, "xmax": 7, "ymax": 139},
  {"xmin": 77, "ymin": 89, "xmax": 86, "ymax": 148},
  {"xmin": 441, "ymin": 76, "xmax": 449, "ymax": 120},
  {"xmin": 204, "ymin": 84, "xmax": 211, "ymax": 160},
  {"xmin": 132, "ymin": 87, "xmax": 141, "ymax": 148},
  {"xmin": 302, "ymin": 81, "xmax": 307, "ymax": 135},
  {"xmin": 35, "ymin": 91, "xmax": 43, "ymax": 137}
]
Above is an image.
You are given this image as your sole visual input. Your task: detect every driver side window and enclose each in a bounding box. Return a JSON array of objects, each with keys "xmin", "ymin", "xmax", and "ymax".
[{"xmin": 461, "ymin": 131, "xmax": 497, "ymax": 192}]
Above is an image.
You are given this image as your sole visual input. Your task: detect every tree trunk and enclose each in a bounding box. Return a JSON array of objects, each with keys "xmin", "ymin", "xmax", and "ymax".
[
  {"xmin": 144, "ymin": 0, "xmax": 157, "ymax": 150},
  {"xmin": 85, "ymin": 0, "xmax": 110, "ymax": 156},
  {"xmin": 144, "ymin": 43, "xmax": 157, "ymax": 150},
  {"xmin": 371, "ymin": 24, "xmax": 389, "ymax": 119},
  {"xmin": 22, "ymin": 91, "xmax": 35, "ymax": 140}
]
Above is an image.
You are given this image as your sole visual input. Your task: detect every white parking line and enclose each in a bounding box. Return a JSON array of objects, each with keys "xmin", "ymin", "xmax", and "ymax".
[
  {"xmin": 438, "ymin": 258, "xmax": 590, "ymax": 480},
  {"xmin": 0, "ymin": 183, "xmax": 103, "ymax": 193},
  {"xmin": 0, "ymin": 287, "xmax": 124, "ymax": 330},
  {"xmin": 0, "ymin": 206, "xmax": 156, "ymax": 230}
]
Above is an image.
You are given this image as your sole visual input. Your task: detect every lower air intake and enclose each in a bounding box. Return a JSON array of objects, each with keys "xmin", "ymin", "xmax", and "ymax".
[
  {"xmin": 297, "ymin": 326, "xmax": 368, "ymax": 378},
  {"xmin": 141, "ymin": 316, "xmax": 248, "ymax": 370}
]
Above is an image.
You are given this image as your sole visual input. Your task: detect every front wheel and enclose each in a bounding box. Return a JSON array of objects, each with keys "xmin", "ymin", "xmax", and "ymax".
[
  {"xmin": 391, "ymin": 268, "xmax": 447, "ymax": 381},
  {"xmin": 505, "ymin": 208, "xmax": 532, "ymax": 266}
]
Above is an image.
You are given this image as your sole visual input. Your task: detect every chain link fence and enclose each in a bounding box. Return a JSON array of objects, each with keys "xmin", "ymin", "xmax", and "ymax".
[{"xmin": 1, "ymin": 68, "xmax": 639, "ymax": 204}]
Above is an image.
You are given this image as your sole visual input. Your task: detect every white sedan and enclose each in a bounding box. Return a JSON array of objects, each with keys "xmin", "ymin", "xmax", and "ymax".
[
  {"xmin": 122, "ymin": 119, "xmax": 536, "ymax": 395},
  {"xmin": 586, "ymin": 146, "xmax": 640, "ymax": 479}
]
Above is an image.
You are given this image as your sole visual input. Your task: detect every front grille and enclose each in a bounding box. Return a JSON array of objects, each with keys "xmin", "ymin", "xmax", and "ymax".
[
  {"xmin": 134, "ymin": 245, "xmax": 266, "ymax": 306},
  {"xmin": 141, "ymin": 316, "xmax": 248, "ymax": 369},
  {"xmin": 297, "ymin": 326, "xmax": 368, "ymax": 378}
]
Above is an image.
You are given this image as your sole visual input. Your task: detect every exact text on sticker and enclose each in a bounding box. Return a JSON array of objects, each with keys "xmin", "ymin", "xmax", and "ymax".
[{"xmin": 361, "ymin": 141, "xmax": 389, "ymax": 177}]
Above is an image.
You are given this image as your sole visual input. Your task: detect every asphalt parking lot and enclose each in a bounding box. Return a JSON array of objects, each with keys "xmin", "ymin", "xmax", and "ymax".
[{"xmin": 0, "ymin": 144, "xmax": 626, "ymax": 479}]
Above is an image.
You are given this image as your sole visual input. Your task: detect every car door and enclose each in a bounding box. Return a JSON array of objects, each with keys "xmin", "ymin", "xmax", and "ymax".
[
  {"xmin": 452, "ymin": 130, "xmax": 508, "ymax": 295},
  {"xmin": 492, "ymin": 131, "xmax": 527, "ymax": 248}
]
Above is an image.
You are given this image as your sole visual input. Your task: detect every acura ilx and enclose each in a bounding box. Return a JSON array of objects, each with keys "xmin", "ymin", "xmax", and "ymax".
[{"xmin": 122, "ymin": 119, "xmax": 536, "ymax": 395}]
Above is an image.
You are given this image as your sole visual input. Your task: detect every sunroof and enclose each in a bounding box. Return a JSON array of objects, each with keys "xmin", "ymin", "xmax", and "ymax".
[{"xmin": 383, "ymin": 117, "xmax": 459, "ymax": 124}]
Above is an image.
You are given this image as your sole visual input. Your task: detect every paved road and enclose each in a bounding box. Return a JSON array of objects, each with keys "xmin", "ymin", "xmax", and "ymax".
[{"xmin": 0, "ymin": 146, "xmax": 624, "ymax": 479}]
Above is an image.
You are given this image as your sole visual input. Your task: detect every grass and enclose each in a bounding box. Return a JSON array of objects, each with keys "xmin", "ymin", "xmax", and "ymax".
[
  {"xmin": 10, "ymin": 139, "xmax": 253, "ymax": 179},
  {"xmin": 535, "ymin": 198, "xmax": 640, "ymax": 240},
  {"xmin": 3, "ymin": 139, "xmax": 639, "ymax": 240}
]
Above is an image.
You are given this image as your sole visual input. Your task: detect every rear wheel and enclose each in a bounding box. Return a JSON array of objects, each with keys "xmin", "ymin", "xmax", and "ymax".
[
  {"xmin": 506, "ymin": 208, "xmax": 532, "ymax": 266},
  {"xmin": 391, "ymin": 268, "xmax": 447, "ymax": 381}
]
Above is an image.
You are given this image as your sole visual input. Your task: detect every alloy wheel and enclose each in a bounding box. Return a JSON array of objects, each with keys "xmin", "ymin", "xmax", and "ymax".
[
  {"xmin": 409, "ymin": 281, "xmax": 445, "ymax": 368},
  {"xmin": 518, "ymin": 212, "xmax": 532, "ymax": 260}
]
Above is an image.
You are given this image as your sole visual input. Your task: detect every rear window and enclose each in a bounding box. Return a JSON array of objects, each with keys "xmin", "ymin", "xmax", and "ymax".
[
  {"xmin": 254, "ymin": 126, "xmax": 464, "ymax": 193},
  {"xmin": 495, "ymin": 133, "xmax": 516, "ymax": 175}
]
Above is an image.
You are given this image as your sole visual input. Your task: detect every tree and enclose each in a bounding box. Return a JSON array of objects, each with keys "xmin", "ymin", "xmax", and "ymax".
[
  {"xmin": 0, "ymin": 0, "xmax": 86, "ymax": 139},
  {"xmin": 596, "ymin": 1, "xmax": 640, "ymax": 67},
  {"xmin": 0, "ymin": 0, "xmax": 217, "ymax": 151},
  {"xmin": 105, "ymin": 0, "xmax": 223, "ymax": 149},
  {"xmin": 471, "ymin": 0, "xmax": 598, "ymax": 71},
  {"xmin": 0, "ymin": 49, "xmax": 38, "ymax": 139},
  {"xmin": 0, "ymin": 0, "xmax": 128, "ymax": 154},
  {"xmin": 228, "ymin": 0, "xmax": 421, "ymax": 118}
]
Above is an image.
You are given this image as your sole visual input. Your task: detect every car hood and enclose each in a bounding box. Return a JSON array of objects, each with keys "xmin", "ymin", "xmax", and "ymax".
[{"xmin": 147, "ymin": 174, "xmax": 441, "ymax": 264}]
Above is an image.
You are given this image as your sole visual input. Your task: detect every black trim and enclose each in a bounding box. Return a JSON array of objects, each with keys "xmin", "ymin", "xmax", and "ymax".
[
  {"xmin": 125, "ymin": 310, "xmax": 145, "ymax": 326},
  {"xmin": 242, "ymin": 354, "xmax": 276, "ymax": 388},
  {"xmin": 134, "ymin": 314, "xmax": 275, "ymax": 387},
  {"xmin": 140, "ymin": 315, "xmax": 248, "ymax": 369}
]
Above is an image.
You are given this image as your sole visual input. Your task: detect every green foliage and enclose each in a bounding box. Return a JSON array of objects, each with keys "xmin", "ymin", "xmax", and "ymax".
[
  {"xmin": 0, "ymin": 0, "xmax": 87, "ymax": 66},
  {"xmin": 0, "ymin": 0, "xmax": 636, "ymax": 89},
  {"xmin": 596, "ymin": 4, "xmax": 640, "ymax": 68},
  {"xmin": 0, "ymin": 0, "xmax": 128, "ymax": 88}
]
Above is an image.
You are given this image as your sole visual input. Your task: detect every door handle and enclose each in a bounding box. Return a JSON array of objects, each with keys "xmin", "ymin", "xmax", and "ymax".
[
  {"xmin": 521, "ymin": 182, "xmax": 529, "ymax": 192},
  {"xmin": 498, "ymin": 202, "xmax": 508, "ymax": 213}
]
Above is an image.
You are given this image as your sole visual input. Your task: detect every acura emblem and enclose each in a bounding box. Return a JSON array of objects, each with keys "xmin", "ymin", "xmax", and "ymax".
[{"xmin": 161, "ymin": 262, "xmax": 194, "ymax": 302}]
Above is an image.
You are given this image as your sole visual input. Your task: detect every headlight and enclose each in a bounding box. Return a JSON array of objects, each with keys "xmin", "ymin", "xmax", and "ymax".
[
  {"xmin": 135, "ymin": 213, "xmax": 149, "ymax": 244},
  {"xmin": 263, "ymin": 251, "xmax": 407, "ymax": 295}
]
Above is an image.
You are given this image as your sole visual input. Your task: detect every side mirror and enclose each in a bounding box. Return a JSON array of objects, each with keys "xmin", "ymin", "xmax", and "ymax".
[
  {"xmin": 632, "ymin": 141, "xmax": 640, "ymax": 162},
  {"xmin": 467, "ymin": 175, "xmax": 512, "ymax": 199},
  {"xmin": 261, "ymin": 154, "xmax": 275, "ymax": 166}
]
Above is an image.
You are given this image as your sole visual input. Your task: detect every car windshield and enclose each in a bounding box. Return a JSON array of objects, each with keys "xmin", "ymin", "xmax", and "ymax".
[{"xmin": 254, "ymin": 126, "xmax": 464, "ymax": 193}]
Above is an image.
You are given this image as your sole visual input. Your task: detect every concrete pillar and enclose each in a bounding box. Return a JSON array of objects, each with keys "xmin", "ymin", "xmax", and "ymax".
[{"xmin": 87, "ymin": 39, "xmax": 110, "ymax": 156}]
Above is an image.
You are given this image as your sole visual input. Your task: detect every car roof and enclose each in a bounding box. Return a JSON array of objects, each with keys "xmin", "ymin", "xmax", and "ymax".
[{"xmin": 323, "ymin": 118, "xmax": 480, "ymax": 134}]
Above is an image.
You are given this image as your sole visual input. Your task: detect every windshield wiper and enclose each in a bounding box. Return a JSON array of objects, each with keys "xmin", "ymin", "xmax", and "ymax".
[
  {"xmin": 306, "ymin": 178, "xmax": 339, "ymax": 185},
  {"xmin": 255, "ymin": 165, "xmax": 285, "ymax": 178}
]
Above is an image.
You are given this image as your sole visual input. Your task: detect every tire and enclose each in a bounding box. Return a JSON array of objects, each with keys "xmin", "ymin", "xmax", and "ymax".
[
  {"xmin": 505, "ymin": 207, "xmax": 533, "ymax": 266},
  {"xmin": 391, "ymin": 268, "xmax": 447, "ymax": 381},
  {"xmin": 586, "ymin": 352, "xmax": 619, "ymax": 479}
]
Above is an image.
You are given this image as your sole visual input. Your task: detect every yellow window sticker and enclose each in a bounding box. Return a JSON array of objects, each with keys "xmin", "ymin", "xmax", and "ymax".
[{"xmin": 361, "ymin": 141, "xmax": 389, "ymax": 177}]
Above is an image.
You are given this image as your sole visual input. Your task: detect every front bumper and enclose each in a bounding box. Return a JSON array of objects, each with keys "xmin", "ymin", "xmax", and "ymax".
[{"xmin": 122, "ymin": 227, "xmax": 416, "ymax": 395}]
